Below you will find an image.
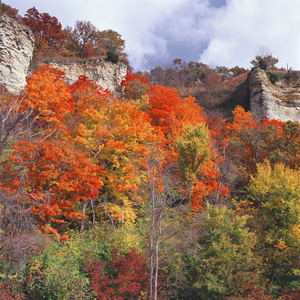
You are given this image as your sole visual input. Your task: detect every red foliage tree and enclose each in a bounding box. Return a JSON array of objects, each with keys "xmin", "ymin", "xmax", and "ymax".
[
  {"xmin": 2, "ymin": 138, "xmax": 104, "ymax": 239},
  {"xmin": 22, "ymin": 7, "xmax": 67, "ymax": 50},
  {"xmin": 0, "ymin": 281, "xmax": 25, "ymax": 300},
  {"xmin": 69, "ymin": 20, "xmax": 106, "ymax": 58},
  {"xmin": 0, "ymin": 2, "xmax": 20, "ymax": 20},
  {"xmin": 149, "ymin": 85, "xmax": 182, "ymax": 135},
  {"xmin": 122, "ymin": 72, "xmax": 151, "ymax": 100},
  {"xmin": 1, "ymin": 66, "xmax": 105, "ymax": 239},
  {"xmin": 84, "ymin": 248, "xmax": 148, "ymax": 299}
]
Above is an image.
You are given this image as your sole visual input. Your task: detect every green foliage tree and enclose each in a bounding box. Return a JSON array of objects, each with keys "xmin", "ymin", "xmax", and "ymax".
[
  {"xmin": 180, "ymin": 204, "xmax": 260, "ymax": 300},
  {"xmin": 24, "ymin": 239, "xmax": 92, "ymax": 300}
]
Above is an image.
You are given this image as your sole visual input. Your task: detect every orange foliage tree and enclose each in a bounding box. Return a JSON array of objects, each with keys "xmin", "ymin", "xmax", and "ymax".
[
  {"xmin": 148, "ymin": 83, "xmax": 228, "ymax": 211},
  {"xmin": 69, "ymin": 76, "xmax": 165, "ymax": 225},
  {"xmin": 1, "ymin": 66, "xmax": 105, "ymax": 239},
  {"xmin": 224, "ymin": 106, "xmax": 283, "ymax": 178}
]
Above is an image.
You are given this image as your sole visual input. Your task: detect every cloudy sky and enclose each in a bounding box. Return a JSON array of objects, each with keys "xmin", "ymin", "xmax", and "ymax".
[{"xmin": 4, "ymin": 0, "xmax": 300, "ymax": 71}]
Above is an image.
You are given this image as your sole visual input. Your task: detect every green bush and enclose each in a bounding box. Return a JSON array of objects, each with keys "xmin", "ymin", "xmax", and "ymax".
[
  {"xmin": 267, "ymin": 71, "xmax": 279, "ymax": 84},
  {"xmin": 106, "ymin": 50, "xmax": 119, "ymax": 63},
  {"xmin": 258, "ymin": 59, "xmax": 268, "ymax": 70},
  {"xmin": 24, "ymin": 240, "xmax": 92, "ymax": 300}
]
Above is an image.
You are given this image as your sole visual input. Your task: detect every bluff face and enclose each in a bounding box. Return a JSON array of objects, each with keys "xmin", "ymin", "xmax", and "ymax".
[
  {"xmin": 0, "ymin": 14, "xmax": 35, "ymax": 94},
  {"xmin": 0, "ymin": 15, "xmax": 126, "ymax": 97},
  {"xmin": 248, "ymin": 67, "xmax": 300, "ymax": 122},
  {"xmin": 50, "ymin": 59, "xmax": 127, "ymax": 98}
]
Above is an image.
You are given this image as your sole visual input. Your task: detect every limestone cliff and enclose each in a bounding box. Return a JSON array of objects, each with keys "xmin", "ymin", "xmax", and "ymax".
[
  {"xmin": 0, "ymin": 14, "xmax": 35, "ymax": 94},
  {"xmin": 248, "ymin": 67, "xmax": 300, "ymax": 122},
  {"xmin": 0, "ymin": 15, "xmax": 126, "ymax": 97},
  {"xmin": 50, "ymin": 58, "xmax": 127, "ymax": 98}
]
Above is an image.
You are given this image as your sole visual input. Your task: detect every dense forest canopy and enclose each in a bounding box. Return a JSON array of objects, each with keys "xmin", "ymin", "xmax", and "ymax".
[{"xmin": 1, "ymin": 2, "xmax": 300, "ymax": 300}]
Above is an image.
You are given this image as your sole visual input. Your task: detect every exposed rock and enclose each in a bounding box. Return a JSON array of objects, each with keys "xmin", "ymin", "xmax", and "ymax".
[
  {"xmin": 50, "ymin": 58, "xmax": 127, "ymax": 98},
  {"xmin": 0, "ymin": 14, "xmax": 35, "ymax": 94},
  {"xmin": 0, "ymin": 15, "xmax": 126, "ymax": 97},
  {"xmin": 249, "ymin": 67, "xmax": 300, "ymax": 122}
]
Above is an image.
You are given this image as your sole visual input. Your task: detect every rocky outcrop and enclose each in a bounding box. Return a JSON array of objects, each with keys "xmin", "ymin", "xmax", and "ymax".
[
  {"xmin": 50, "ymin": 59, "xmax": 127, "ymax": 98},
  {"xmin": 0, "ymin": 14, "xmax": 35, "ymax": 94},
  {"xmin": 0, "ymin": 15, "xmax": 126, "ymax": 97},
  {"xmin": 249, "ymin": 67, "xmax": 300, "ymax": 122}
]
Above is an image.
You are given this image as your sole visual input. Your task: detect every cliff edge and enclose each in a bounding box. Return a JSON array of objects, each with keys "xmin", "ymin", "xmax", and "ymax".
[
  {"xmin": 0, "ymin": 15, "xmax": 126, "ymax": 97},
  {"xmin": 50, "ymin": 59, "xmax": 127, "ymax": 98},
  {"xmin": 248, "ymin": 67, "xmax": 300, "ymax": 122},
  {"xmin": 0, "ymin": 14, "xmax": 35, "ymax": 94}
]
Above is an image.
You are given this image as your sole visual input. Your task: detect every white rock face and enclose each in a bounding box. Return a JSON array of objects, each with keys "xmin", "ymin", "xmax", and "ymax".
[
  {"xmin": 0, "ymin": 14, "xmax": 35, "ymax": 94},
  {"xmin": 0, "ymin": 16, "xmax": 126, "ymax": 97},
  {"xmin": 50, "ymin": 58, "xmax": 127, "ymax": 98},
  {"xmin": 249, "ymin": 67, "xmax": 300, "ymax": 122}
]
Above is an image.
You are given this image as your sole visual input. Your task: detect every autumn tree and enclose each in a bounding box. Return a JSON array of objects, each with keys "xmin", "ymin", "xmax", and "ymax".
[
  {"xmin": 146, "ymin": 60, "xmax": 210, "ymax": 89},
  {"xmin": 133, "ymin": 142, "xmax": 187, "ymax": 300},
  {"xmin": 22, "ymin": 7, "xmax": 67, "ymax": 54},
  {"xmin": 215, "ymin": 66, "xmax": 231, "ymax": 81},
  {"xmin": 24, "ymin": 65, "xmax": 73, "ymax": 115},
  {"xmin": 69, "ymin": 76, "xmax": 165, "ymax": 226},
  {"xmin": 67, "ymin": 20, "xmax": 106, "ymax": 58},
  {"xmin": 271, "ymin": 121, "xmax": 300, "ymax": 169},
  {"xmin": 148, "ymin": 83, "xmax": 226, "ymax": 210},
  {"xmin": 229, "ymin": 65, "xmax": 248, "ymax": 77},
  {"xmin": 246, "ymin": 162, "xmax": 300, "ymax": 291},
  {"xmin": 99, "ymin": 29, "xmax": 125, "ymax": 54},
  {"xmin": 175, "ymin": 123, "xmax": 210, "ymax": 184},
  {"xmin": 99, "ymin": 29, "xmax": 130, "ymax": 69},
  {"xmin": 0, "ymin": 1, "xmax": 20, "ymax": 20},
  {"xmin": 0, "ymin": 191, "xmax": 44, "ymax": 277},
  {"xmin": 187, "ymin": 61, "xmax": 210, "ymax": 83},
  {"xmin": 1, "ymin": 66, "xmax": 104, "ymax": 239},
  {"xmin": 250, "ymin": 47, "xmax": 279, "ymax": 70},
  {"xmin": 224, "ymin": 106, "xmax": 283, "ymax": 185},
  {"xmin": 0, "ymin": 87, "xmax": 32, "ymax": 159},
  {"xmin": 4, "ymin": 139, "xmax": 104, "ymax": 237},
  {"xmin": 122, "ymin": 71, "xmax": 151, "ymax": 101},
  {"xmin": 149, "ymin": 84, "xmax": 182, "ymax": 135},
  {"xmin": 84, "ymin": 248, "xmax": 148, "ymax": 299}
]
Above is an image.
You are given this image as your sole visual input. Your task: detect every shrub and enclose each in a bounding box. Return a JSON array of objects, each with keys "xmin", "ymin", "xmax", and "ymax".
[
  {"xmin": 259, "ymin": 59, "xmax": 268, "ymax": 70},
  {"xmin": 267, "ymin": 71, "xmax": 279, "ymax": 84},
  {"xmin": 106, "ymin": 50, "xmax": 119, "ymax": 63}
]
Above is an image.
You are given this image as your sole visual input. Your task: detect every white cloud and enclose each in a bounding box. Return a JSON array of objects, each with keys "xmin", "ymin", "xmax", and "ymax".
[
  {"xmin": 3, "ymin": 0, "xmax": 300, "ymax": 70},
  {"xmin": 198, "ymin": 0, "xmax": 300, "ymax": 69}
]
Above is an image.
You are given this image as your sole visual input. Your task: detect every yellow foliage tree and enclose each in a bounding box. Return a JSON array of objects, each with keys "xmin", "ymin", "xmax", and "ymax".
[{"xmin": 247, "ymin": 161, "xmax": 300, "ymax": 289}]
